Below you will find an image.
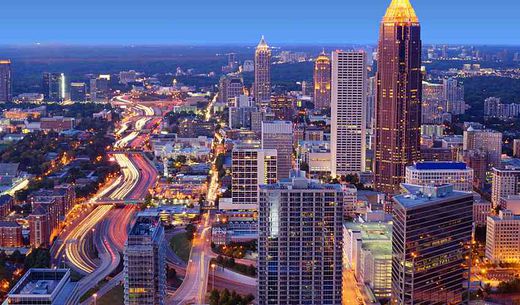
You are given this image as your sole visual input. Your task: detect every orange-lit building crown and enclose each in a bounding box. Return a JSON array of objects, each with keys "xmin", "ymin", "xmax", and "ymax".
[{"xmin": 382, "ymin": 0, "xmax": 419, "ymax": 24}]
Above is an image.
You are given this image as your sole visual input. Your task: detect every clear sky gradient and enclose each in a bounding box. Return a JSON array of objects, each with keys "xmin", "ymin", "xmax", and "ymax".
[{"xmin": 1, "ymin": 0, "xmax": 518, "ymax": 45}]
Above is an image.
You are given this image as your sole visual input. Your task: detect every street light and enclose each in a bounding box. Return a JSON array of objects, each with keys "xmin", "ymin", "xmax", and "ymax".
[
  {"xmin": 93, "ymin": 293, "xmax": 97, "ymax": 305},
  {"xmin": 210, "ymin": 263, "xmax": 217, "ymax": 291}
]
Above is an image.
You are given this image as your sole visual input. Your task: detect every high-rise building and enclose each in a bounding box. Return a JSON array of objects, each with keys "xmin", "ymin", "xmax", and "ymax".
[
  {"xmin": 124, "ymin": 215, "xmax": 165, "ymax": 305},
  {"xmin": 405, "ymin": 161, "xmax": 474, "ymax": 192},
  {"xmin": 258, "ymin": 172, "xmax": 343, "ymax": 305},
  {"xmin": 70, "ymin": 82, "xmax": 87, "ymax": 102},
  {"xmin": 486, "ymin": 210, "xmax": 520, "ymax": 263},
  {"xmin": 331, "ymin": 51, "xmax": 367, "ymax": 177},
  {"xmin": 89, "ymin": 74, "xmax": 110, "ymax": 101},
  {"xmin": 231, "ymin": 147, "xmax": 277, "ymax": 208},
  {"xmin": 463, "ymin": 127, "xmax": 503, "ymax": 168},
  {"xmin": 42, "ymin": 72, "xmax": 66, "ymax": 102},
  {"xmin": 392, "ymin": 184, "xmax": 473, "ymax": 305},
  {"xmin": 313, "ymin": 51, "xmax": 331, "ymax": 110},
  {"xmin": 491, "ymin": 166, "xmax": 520, "ymax": 208},
  {"xmin": 443, "ymin": 78, "xmax": 465, "ymax": 115},
  {"xmin": 254, "ymin": 36, "xmax": 271, "ymax": 105},
  {"xmin": 0, "ymin": 60, "xmax": 12, "ymax": 102},
  {"xmin": 374, "ymin": 0, "xmax": 422, "ymax": 193},
  {"xmin": 218, "ymin": 75, "xmax": 244, "ymax": 104},
  {"xmin": 261, "ymin": 121, "xmax": 293, "ymax": 179}
]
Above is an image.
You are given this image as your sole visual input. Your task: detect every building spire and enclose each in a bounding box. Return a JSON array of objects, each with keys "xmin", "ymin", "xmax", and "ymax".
[
  {"xmin": 257, "ymin": 35, "xmax": 268, "ymax": 49},
  {"xmin": 382, "ymin": 0, "xmax": 419, "ymax": 24}
]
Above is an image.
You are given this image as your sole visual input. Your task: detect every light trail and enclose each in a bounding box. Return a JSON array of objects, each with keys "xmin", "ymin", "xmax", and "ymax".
[
  {"xmin": 108, "ymin": 154, "xmax": 140, "ymax": 200},
  {"xmin": 64, "ymin": 205, "xmax": 113, "ymax": 273},
  {"xmin": 115, "ymin": 131, "xmax": 139, "ymax": 148}
]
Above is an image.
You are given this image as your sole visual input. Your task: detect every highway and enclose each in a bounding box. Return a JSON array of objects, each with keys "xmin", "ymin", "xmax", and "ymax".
[
  {"xmin": 100, "ymin": 153, "xmax": 157, "ymax": 203},
  {"xmin": 64, "ymin": 205, "xmax": 113, "ymax": 274}
]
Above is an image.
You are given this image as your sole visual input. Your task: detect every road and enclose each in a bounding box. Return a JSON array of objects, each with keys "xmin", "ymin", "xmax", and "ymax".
[
  {"xmin": 167, "ymin": 213, "xmax": 213, "ymax": 305},
  {"xmin": 99, "ymin": 153, "xmax": 157, "ymax": 203}
]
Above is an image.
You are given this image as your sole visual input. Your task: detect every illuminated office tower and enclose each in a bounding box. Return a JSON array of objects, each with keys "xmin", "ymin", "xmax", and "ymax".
[
  {"xmin": 124, "ymin": 215, "xmax": 165, "ymax": 305},
  {"xmin": 374, "ymin": 0, "xmax": 422, "ymax": 193},
  {"xmin": 258, "ymin": 172, "xmax": 343, "ymax": 305},
  {"xmin": 313, "ymin": 51, "xmax": 331, "ymax": 110},
  {"xmin": 43, "ymin": 72, "xmax": 66, "ymax": 102},
  {"xmin": 331, "ymin": 51, "xmax": 367, "ymax": 176},
  {"xmin": 0, "ymin": 60, "xmax": 12, "ymax": 102},
  {"xmin": 254, "ymin": 36, "xmax": 271, "ymax": 105},
  {"xmin": 392, "ymin": 184, "xmax": 473, "ymax": 305},
  {"xmin": 261, "ymin": 121, "xmax": 293, "ymax": 179}
]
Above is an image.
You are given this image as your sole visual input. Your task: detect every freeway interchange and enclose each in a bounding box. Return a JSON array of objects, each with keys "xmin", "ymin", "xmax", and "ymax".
[{"xmin": 51, "ymin": 95, "xmax": 256, "ymax": 304}]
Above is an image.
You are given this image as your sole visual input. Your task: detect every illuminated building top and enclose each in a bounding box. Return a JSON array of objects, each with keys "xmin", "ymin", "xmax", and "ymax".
[{"xmin": 382, "ymin": 0, "xmax": 419, "ymax": 24}]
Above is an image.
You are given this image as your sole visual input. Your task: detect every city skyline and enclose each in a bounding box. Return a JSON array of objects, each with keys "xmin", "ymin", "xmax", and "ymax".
[{"xmin": 1, "ymin": 1, "xmax": 520, "ymax": 45}]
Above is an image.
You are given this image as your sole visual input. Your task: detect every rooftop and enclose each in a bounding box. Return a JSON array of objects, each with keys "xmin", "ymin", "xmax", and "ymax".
[
  {"xmin": 394, "ymin": 183, "xmax": 472, "ymax": 209},
  {"xmin": 412, "ymin": 162, "xmax": 468, "ymax": 171}
]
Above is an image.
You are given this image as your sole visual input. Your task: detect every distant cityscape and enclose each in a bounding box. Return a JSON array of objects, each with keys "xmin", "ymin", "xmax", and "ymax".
[{"xmin": 1, "ymin": 0, "xmax": 520, "ymax": 305}]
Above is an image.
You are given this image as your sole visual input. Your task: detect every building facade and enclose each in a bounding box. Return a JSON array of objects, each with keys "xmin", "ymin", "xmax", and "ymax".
[
  {"xmin": 392, "ymin": 184, "xmax": 473, "ymax": 305},
  {"xmin": 491, "ymin": 166, "xmax": 520, "ymax": 208},
  {"xmin": 313, "ymin": 52, "xmax": 331, "ymax": 110},
  {"xmin": 463, "ymin": 128, "xmax": 502, "ymax": 168},
  {"xmin": 486, "ymin": 210, "xmax": 520, "ymax": 263},
  {"xmin": 374, "ymin": 0, "xmax": 422, "ymax": 193},
  {"xmin": 405, "ymin": 162, "xmax": 474, "ymax": 192},
  {"xmin": 331, "ymin": 51, "xmax": 367, "ymax": 177},
  {"xmin": 261, "ymin": 121, "xmax": 293, "ymax": 179},
  {"xmin": 0, "ymin": 60, "xmax": 12, "ymax": 102},
  {"xmin": 258, "ymin": 172, "xmax": 343, "ymax": 305},
  {"xmin": 231, "ymin": 148, "xmax": 277, "ymax": 207}
]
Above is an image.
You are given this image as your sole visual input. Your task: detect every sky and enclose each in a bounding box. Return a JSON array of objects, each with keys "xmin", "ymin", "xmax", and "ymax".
[{"xmin": 0, "ymin": 0, "xmax": 519, "ymax": 45}]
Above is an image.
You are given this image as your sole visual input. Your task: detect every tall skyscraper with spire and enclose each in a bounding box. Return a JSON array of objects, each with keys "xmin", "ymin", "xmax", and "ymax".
[
  {"xmin": 254, "ymin": 36, "xmax": 271, "ymax": 105},
  {"xmin": 313, "ymin": 51, "xmax": 331, "ymax": 110},
  {"xmin": 374, "ymin": 0, "xmax": 422, "ymax": 193}
]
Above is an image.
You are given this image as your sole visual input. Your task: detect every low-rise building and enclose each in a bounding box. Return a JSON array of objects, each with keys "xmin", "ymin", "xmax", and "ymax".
[
  {"xmin": 343, "ymin": 221, "xmax": 392, "ymax": 299},
  {"xmin": 3, "ymin": 269, "xmax": 79, "ymax": 305},
  {"xmin": 0, "ymin": 221, "xmax": 23, "ymax": 248}
]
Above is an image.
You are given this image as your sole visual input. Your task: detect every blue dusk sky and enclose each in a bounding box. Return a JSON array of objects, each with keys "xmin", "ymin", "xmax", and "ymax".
[{"xmin": 0, "ymin": 0, "xmax": 518, "ymax": 45}]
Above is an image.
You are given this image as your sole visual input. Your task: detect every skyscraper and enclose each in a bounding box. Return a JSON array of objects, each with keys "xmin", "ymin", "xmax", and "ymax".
[
  {"xmin": 392, "ymin": 184, "xmax": 473, "ymax": 305},
  {"xmin": 261, "ymin": 121, "xmax": 293, "ymax": 179},
  {"xmin": 331, "ymin": 51, "xmax": 367, "ymax": 177},
  {"xmin": 313, "ymin": 51, "xmax": 331, "ymax": 110},
  {"xmin": 374, "ymin": 0, "xmax": 422, "ymax": 193},
  {"xmin": 254, "ymin": 36, "xmax": 271, "ymax": 105},
  {"xmin": 42, "ymin": 72, "xmax": 66, "ymax": 102},
  {"xmin": 258, "ymin": 172, "xmax": 343, "ymax": 305},
  {"xmin": 0, "ymin": 60, "xmax": 12, "ymax": 102},
  {"xmin": 124, "ymin": 215, "xmax": 165, "ymax": 305}
]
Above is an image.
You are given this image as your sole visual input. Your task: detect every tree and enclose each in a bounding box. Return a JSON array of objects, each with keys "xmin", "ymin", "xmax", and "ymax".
[{"xmin": 185, "ymin": 223, "xmax": 197, "ymax": 240}]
